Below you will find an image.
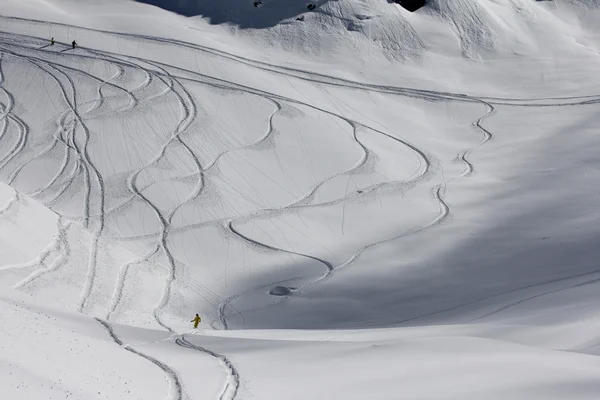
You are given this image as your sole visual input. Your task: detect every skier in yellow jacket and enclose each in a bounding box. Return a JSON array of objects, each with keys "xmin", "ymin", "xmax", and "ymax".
[{"xmin": 191, "ymin": 314, "xmax": 201, "ymax": 329}]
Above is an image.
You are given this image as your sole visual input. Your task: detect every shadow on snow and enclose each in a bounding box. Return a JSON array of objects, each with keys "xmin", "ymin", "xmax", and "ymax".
[{"xmin": 134, "ymin": 0, "xmax": 329, "ymax": 28}]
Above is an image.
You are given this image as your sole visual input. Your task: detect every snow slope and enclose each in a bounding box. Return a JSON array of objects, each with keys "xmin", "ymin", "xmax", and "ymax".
[{"xmin": 1, "ymin": 0, "xmax": 600, "ymax": 398}]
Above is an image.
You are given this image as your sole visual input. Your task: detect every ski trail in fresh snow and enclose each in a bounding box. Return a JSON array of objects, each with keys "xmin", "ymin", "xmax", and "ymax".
[
  {"xmin": 0, "ymin": 109, "xmax": 28, "ymax": 170},
  {"xmin": 381, "ymin": 266, "xmax": 600, "ymax": 329},
  {"xmin": 0, "ymin": 52, "xmax": 12, "ymax": 140},
  {"xmin": 0, "ymin": 52, "xmax": 29, "ymax": 172},
  {"xmin": 175, "ymin": 336, "xmax": 240, "ymax": 400},
  {"xmin": 0, "ymin": 240, "xmax": 56, "ymax": 272},
  {"xmin": 95, "ymin": 318, "xmax": 184, "ymax": 400},
  {"xmin": 469, "ymin": 275, "xmax": 600, "ymax": 322},
  {"xmin": 227, "ymin": 219, "xmax": 334, "ymax": 275},
  {"xmin": 202, "ymin": 99, "xmax": 282, "ymax": 171},
  {"xmin": 44, "ymin": 158, "xmax": 81, "ymax": 205},
  {"xmin": 14, "ymin": 217, "xmax": 71, "ymax": 289},
  {"xmin": 106, "ymin": 245, "xmax": 160, "ymax": 321},
  {"xmin": 0, "ymin": 184, "xmax": 19, "ymax": 218},
  {"xmin": 457, "ymin": 101, "xmax": 494, "ymax": 177},
  {"xmin": 27, "ymin": 108, "xmax": 77, "ymax": 198},
  {"xmin": 83, "ymin": 48, "xmax": 156, "ymax": 104},
  {"xmin": 0, "ymin": 215, "xmax": 64, "ymax": 281}
]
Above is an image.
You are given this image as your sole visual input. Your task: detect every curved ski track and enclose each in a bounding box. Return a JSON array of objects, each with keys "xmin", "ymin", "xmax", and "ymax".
[
  {"xmin": 175, "ymin": 336, "xmax": 240, "ymax": 400},
  {"xmin": 95, "ymin": 318, "xmax": 184, "ymax": 400},
  {"xmin": 0, "ymin": 17, "xmax": 599, "ymax": 400}
]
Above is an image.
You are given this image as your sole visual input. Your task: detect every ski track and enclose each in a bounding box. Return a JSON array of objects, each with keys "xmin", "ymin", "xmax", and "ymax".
[
  {"xmin": 27, "ymin": 110, "xmax": 77, "ymax": 198},
  {"xmin": 175, "ymin": 336, "xmax": 240, "ymax": 400},
  {"xmin": 95, "ymin": 318, "xmax": 184, "ymax": 400},
  {"xmin": 14, "ymin": 217, "xmax": 71, "ymax": 289},
  {"xmin": 105, "ymin": 244, "xmax": 160, "ymax": 321},
  {"xmin": 0, "ymin": 184, "xmax": 19, "ymax": 218},
  {"xmin": 0, "ymin": 215, "xmax": 70, "ymax": 292},
  {"xmin": 0, "ymin": 51, "xmax": 29, "ymax": 172},
  {"xmin": 338, "ymin": 267, "xmax": 600, "ymax": 332},
  {"xmin": 0, "ymin": 233, "xmax": 57, "ymax": 272},
  {"xmin": 469, "ymin": 275, "xmax": 600, "ymax": 323}
]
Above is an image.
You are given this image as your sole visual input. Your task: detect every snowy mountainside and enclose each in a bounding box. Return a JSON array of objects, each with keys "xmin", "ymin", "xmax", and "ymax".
[
  {"xmin": 131, "ymin": 0, "xmax": 600, "ymax": 61},
  {"xmin": 1, "ymin": 0, "xmax": 600, "ymax": 398}
]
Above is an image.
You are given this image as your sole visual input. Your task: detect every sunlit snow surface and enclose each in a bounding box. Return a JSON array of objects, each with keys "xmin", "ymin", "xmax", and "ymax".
[{"xmin": 1, "ymin": 0, "xmax": 600, "ymax": 398}]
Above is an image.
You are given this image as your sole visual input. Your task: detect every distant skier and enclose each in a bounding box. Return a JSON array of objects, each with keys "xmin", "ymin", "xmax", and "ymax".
[
  {"xmin": 191, "ymin": 314, "xmax": 201, "ymax": 329},
  {"xmin": 71, "ymin": 40, "xmax": 77, "ymax": 50},
  {"xmin": 50, "ymin": 37, "xmax": 55, "ymax": 45}
]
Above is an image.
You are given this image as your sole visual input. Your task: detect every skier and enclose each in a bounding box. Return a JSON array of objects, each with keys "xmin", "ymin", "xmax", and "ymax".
[
  {"xmin": 50, "ymin": 37, "xmax": 55, "ymax": 45},
  {"xmin": 191, "ymin": 314, "xmax": 201, "ymax": 329},
  {"xmin": 71, "ymin": 40, "xmax": 77, "ymax": 50}
]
